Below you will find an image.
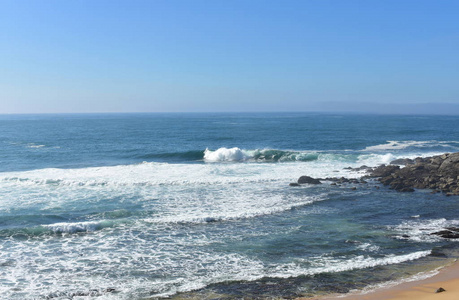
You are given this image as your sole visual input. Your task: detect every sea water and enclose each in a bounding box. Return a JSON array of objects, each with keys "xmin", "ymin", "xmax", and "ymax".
[{"xmin": 1, "ymin": 113, "xmax": 459, "ymax": 299}]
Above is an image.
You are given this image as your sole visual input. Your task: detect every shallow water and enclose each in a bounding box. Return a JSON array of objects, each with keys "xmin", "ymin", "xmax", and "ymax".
[{"xmin": 1, "ymin": 113, "xmax": 459, "ymax": 299}]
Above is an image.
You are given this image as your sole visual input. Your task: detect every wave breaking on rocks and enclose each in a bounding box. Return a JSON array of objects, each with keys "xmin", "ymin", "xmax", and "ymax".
[{"xmin": 293, "ymin": 152, "xmax": 459, "ymax": 196}]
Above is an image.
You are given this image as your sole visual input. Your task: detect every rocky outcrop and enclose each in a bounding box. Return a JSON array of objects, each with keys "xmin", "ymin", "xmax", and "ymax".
[
  {"xmin": 369, "ymin": 152, "xmax": 459, "ymax": 195},
  {"xmin": 390, "ymin": 158, "xmax": 415, "ymax": 165},
  {"xmin": 290, "ymin": 175, "xmax": 366, "ymax": 188},
  {"xmin": 297, "ymin": 176, "xmax": 322, "ymax": 184},
  {"xmin": 431, "ymin": 227, "xmax": 459, "ymax": 239},
  {"xmin": 370, "ymin": 165, "xmax": 400, "ymax": 178},
  {"xmin": 290, "ymin": 152, "xmax": 459, "ymax": 195}
]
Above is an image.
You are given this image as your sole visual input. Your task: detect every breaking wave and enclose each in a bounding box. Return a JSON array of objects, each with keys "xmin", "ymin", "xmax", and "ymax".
[
  {"xmin": 43, "ymin": 220, "xmax": 116, "ymax": 234},
  {"xmin": 0, "ymin": 220, "xmax": 118, "ymax": 237},
  {"xmin": 204, "ymin": 147, "xmax": 322, "ymax": 162}
]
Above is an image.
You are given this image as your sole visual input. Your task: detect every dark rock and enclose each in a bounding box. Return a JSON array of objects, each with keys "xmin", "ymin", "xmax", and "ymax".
[
  {"xmin": 343, "ymin": 165, "xmax": 372, "ymax": 172},
  {"xmin": 439, "ymin": 153, "xmax": 459, "ymax": 173},
  {"xmin": 431, "ymin": 230, "xmax": 459, "ymax": 239},
  {"xmin": 298, "ymin": 176, "xmax": 322, "ymax": 184},
  {"xmin": 204, "ymin": 217, "xmax": 218, "ymax": 223},
  {"xmin": 436, "ymin": 287, "xmax": 446, "ymax": 293},
  {"xmin": 390, "ymin": 158, "xmax": 415, "ymax": 165},
  {"xmin": 289, "ymin": 183, "xmax": 300, "ymax": 187},
  {"xmin": 445, "ymin": 227, "xmax": 459, "ymax": 232},
  {"xmin": 368, "ymin": 152, "xmax": 459, "ymax": 195},
  {"xmin": 350, "ymin": 187, "xmax": 357, "ymax": 190},
  {"xmin": 370, "ymin": 165, "xmax": 400, "ymax": 177},
  {"xmin": 291, "ymin": 152, "xmax": 459, "ymax": 195},
  {"xmin": 440, "ymin": 232, "xmax": 459, "ymax": 239},
  {"xmin": 398, "ymin": 187, "xmax": 415, "ymax": 192}
]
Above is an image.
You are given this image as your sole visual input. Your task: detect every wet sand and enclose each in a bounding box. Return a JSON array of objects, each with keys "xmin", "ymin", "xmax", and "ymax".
[{"xmin": 299, "ymin": 260, "xmax": 459, "ymax": 300}]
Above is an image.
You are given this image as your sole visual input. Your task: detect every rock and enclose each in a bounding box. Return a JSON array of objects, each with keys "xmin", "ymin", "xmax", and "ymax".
[
  {"xmin": 350, "ymin": 187, "xmax": 357, "ymax": 190},
  {"xmin": 370, "ymin": 165, "xmax": 400, "ymax": 177},
  {"xmin": 291, "ymin": 152, "xmax": 459, "ymax": 195},
  {"xmin": 368, "ymin": 152, "xmax": 459, "ymax": 195},
  {"xmin": 298, "ymin": 176, "xmax": 322, "ymax": 184},
  {"xmin": 289, "ymin": 183, "xmax": 300, "ymax": 187},
  {"xmin": 436, "ymin": 287, "xmax": 446, "ymax": 293},
  {"xmin": 390, "ymin": 158, "xmax": 415, "ymax": 165},
  {"xmin": 400, "ymin": 187, "xmax": 415, "ymax": 192},
  {"xmin": 431, "ymin": 230, "xmax": 459, "ymax": 239},
  {"xmin": 344, "ymin": 165, "xmax": 372, "ymax": 172},
  {"xmin": 439, "ymin": 152, "xmax": 459, "ymax": 173},
  {"xmin": 205, "ymin": 217, "xmax": 218, "ymax": 223},
  {"xmin": 445, "ymin": 227, "xmax": 459, "ymax": 232}
]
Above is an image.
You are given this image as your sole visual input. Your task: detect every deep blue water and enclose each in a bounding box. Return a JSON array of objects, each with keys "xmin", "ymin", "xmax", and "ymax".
[
  {"xmin": 1, "ymin": 113, "xmax": 459, "ymax": 171},
  {"xmin": 0, "ymin": 113, "xmax": 459, "ymax": 299}
]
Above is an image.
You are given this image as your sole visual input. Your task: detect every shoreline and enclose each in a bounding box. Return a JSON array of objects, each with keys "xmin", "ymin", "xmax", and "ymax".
[{"xmin": 298, "ymin": 259, "xmax": 459, "ymax": 300}]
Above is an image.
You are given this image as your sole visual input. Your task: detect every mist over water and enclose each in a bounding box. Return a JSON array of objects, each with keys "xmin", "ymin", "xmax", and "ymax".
[{"xmin": 1, "ymin": 113, "xmax": 459, "ymax": 299}]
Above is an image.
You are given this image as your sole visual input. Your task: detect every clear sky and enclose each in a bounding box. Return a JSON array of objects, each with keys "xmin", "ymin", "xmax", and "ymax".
[{"xmin": 1, "ymin": 0, "xmax": 458, "ymax": 114}]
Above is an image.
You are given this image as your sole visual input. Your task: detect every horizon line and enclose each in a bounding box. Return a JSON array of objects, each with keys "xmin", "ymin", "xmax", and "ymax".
[{"xmin": 1, "ymin": 110, "xmax": 459, "ymax": 116}]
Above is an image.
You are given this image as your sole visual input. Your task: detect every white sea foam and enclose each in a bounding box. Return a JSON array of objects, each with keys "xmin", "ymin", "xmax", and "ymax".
[
  {"xmin": 0, "ymin": 146, "xmax": 453, "ymax": 299},
  {"xmin": 203, "ymin": 147, "xmax": 322, "ymax": 163},
  {"xmin": 144, "ymin": 194, "xmax": 325, "ymax": 224},
  {"xmin": 204, "ymin": 147, "xmax": 249, "ymax": 162},
  {"xmin": 27, "ymin": 143, "xmax": 45, "ymax": 148},
  {"xmin": 363, "ymin": 140, "xmax": 459, "ymax": 152},
  {"xmin": 357, "ymin": 153, "xmax": 396, "ymax": 166},
  {"xmin": 0, "ymin": 207, "xmax": 434, "ymax": 300},
  {"xmin": 357, "ymin": 151, "xmax": 451, "ymax": 168},
  {"xmin": 0, "ymin": 147, "xmax": 436, "ymax": 214},
  {"xmin": 272, "ymin": 250, "xmax": 432, "ymax": 278},
  {"xmin": 43, "ymin": 220, "xmax": 113, "ymax": 233},
  {"xmin": 356, "ymin": 242, "xmax": 381, "ymax": 252},
  {"xmin": 390, "ymin": 218, "xmax": 459, "ymax": 242}
]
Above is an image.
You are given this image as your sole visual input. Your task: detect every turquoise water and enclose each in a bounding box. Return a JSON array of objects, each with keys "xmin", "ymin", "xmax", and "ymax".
[{"xmin": 1, "ymin": 113, "xmax": 459, "ymax": 299}]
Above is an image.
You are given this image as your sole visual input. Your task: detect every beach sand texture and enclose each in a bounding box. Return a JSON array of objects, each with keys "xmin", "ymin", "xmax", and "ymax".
[{"xmin": 300, "ymin": 261, "xmax": 459, "ymax": 300}]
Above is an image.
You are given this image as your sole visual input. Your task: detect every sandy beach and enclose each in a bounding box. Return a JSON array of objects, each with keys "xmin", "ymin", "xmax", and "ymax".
[{"xmin": 299, "ymin": 260, "xmax": 459, "ymax": 300}]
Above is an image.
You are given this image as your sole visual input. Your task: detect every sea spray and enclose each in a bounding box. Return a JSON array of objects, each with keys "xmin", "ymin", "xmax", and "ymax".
[{"xmin": 2, "ymin": 113, "xmax": 459, "ymax": 299}]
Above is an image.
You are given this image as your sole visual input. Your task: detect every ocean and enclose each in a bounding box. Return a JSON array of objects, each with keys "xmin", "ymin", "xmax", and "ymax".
[{"xmin": 1, "ymin": 112, "xmax": 459, "ymax": 299}]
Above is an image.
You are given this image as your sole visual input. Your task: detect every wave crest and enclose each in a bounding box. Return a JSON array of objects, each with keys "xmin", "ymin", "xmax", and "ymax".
[
  {"xmin": 363, "ymin": 140, "xmax": 459, "ymax": 152},
  {"xmin": 43, "ymin": 220, "xmax": 115, "ymax": 234},
  {"xmin": 203, "ymin": 148, "xmax": 320, "ymax": 163}
]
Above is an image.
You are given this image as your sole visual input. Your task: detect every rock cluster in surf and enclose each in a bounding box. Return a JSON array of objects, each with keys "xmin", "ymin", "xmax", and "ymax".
[
  {"xmin": 369, "ymin": 152, "xmax": 459, "ymax": 195},
  {"xmin": 292, "ymin": 152, "xmax": 459, "ymax": 196}
]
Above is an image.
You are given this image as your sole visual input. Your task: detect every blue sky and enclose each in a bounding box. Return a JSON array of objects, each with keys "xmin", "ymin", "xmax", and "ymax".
[{"xmin": 1, "ymin": 0, "xmax": 458, "ymax": 114}]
